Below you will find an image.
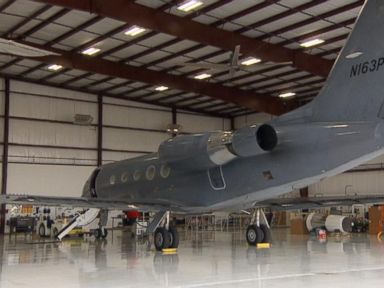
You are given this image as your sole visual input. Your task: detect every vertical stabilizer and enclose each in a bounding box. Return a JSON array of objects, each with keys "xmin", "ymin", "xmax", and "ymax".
[{"xmin": 312, "ymin": 0, "xmax": 384, "ymax": 121}]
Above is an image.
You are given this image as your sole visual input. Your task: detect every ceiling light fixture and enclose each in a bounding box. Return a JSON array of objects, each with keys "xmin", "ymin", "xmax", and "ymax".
[
  {"xmin": 82, "ymin": 47, "xmax": 101, "ymax": 56},
  {"xmin": 241, "ymin": 57, "xmax": 261, "ymax": 66},
  {"xmin": 194, "ymin": 73, "xmax": 211, "ymax": 80},
  {"xmin": 177, "ymin": 0, "xmax": 203, "ymax": 12},
  {"xmin": 47, "ymin": 64, "xmax": 63, "ymax": 71},
  {"xmin": 300, "ymin": 38, "xmax": 325, "ymax": 48},
  {"xmin": 125, "ymin": 26, "xmax": 146, "ymax": 36},
  {"xmin": 279, "ymin": 92, "xmax": 296, "ymax": 98},
  {"xmin": 155, "ymin": 86, "xmax": 169, "ymax": 91}
]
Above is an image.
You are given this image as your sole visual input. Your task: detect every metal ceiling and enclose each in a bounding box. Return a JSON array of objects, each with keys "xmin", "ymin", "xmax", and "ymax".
[{"xmin": 0, "ymin": 0, "xmax": 364, "ymax": 118}]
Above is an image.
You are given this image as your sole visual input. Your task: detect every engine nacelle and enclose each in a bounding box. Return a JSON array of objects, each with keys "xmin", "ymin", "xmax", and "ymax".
[
  {"xmin": 230, "ymin": 124, "xmax": 278, "ymax": 157},
  {"xmin": 158, "ymin": 124, "xmax": 278, "ymax": 169}
]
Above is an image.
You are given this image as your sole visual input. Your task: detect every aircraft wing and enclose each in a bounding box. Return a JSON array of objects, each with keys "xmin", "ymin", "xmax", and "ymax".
[
  {"xmin": 254, "ymin": 195, "xmax": 384, "ymax": 211},
  {"xmin": 0, "ymin": 194, "xmax": 182, "ymax": 211}
]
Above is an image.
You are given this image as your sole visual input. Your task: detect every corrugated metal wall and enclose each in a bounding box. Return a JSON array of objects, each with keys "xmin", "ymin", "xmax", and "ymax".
[{"xmin": 0, "ymin": 78, "xmax": 231, "ymax": 197}]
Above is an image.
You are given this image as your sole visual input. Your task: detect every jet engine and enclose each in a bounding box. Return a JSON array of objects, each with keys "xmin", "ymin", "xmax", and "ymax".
[{"xmin": 158, "ymin": 124, "xmax": 278, "ymax": 169}]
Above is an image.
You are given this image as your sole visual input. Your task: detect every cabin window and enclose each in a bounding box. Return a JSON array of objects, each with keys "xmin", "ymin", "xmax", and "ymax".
[
  {"xmin": 121, "ymin": 172, "xmax": 129, "ymax": 183},
  {"xmin": 133, "ymin": 170, "xmax": 142, "ymax": 181},
  {"xmin": 146, "ymin": 165, "xmax": 156, "ymax": 181},
  {"xmin": 109, "ymin": 175, "xmax": 116, "ymax": 185},
  {"xmin": 160, "ymin": 164, "xmax": 171, "ymax": 178},
  {"xmin": 208, "ymin": 166, "xmax": 226, "ymax": 190}
]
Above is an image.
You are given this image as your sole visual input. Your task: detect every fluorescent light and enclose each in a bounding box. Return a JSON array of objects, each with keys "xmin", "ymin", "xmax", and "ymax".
[
  {"xmin": 125, "ymin": 26, "xmax": 146, "ymax": 36},
  {"xmin": 47, "ymin": 64, "xmax": 62, "ymax": 71},
  {"xmin": 194, "ymin": 73, "xmax": 211, "ymax": 80},
  {"xmin": 82, "ymin": 47, "xmax": 100, "ymax": 56},
  {"xmin": 300, "ymin": 38, "xmax": 325, "ymax": 48},
  {"xmin": 155, "ymin": 86, "xmax": 168, "ymax": 91},
  {"xmin": 241, "ymin": 57, "xmax": 261, "ymax": 66},
  {"xmin": 177, "ymin": 0, "xmax": 203, "ymax": 12},
  {"xmin": 279, "ymin": 92, "xmax": 296, "ymax": 98}
]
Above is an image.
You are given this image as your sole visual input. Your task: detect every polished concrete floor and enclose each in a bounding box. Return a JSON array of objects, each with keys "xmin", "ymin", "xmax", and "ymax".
[{"xmin": 0, "ymin": 228, "xmax": 384, "ymax": 288}]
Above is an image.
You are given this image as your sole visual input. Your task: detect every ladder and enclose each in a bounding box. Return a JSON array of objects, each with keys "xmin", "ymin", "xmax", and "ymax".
[
  {"xmin": 145, "ymin": 211, "xmax": 167, "ymax": 235},
  {"xmin": 56, "ymin": 208, "xmax": 100, "ymax": 240}
]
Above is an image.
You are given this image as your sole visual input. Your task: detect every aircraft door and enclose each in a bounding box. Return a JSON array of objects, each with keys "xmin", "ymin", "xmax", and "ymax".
[{"xmin": 208, "ymin": 166, "xmax": 226, "ymax": 190}]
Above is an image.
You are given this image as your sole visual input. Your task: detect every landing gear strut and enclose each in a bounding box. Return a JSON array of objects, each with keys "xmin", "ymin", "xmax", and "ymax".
[
  {"xmin": 149, "ymin": 211, "xmax": 179, "ymax": 251},
  {"xmin": 245, "ymin": 209, "xmax": 272, "ymax": 245},
  {"xmin": 94, "ymin": 210, "xmax": 108, "ymax": 240}
]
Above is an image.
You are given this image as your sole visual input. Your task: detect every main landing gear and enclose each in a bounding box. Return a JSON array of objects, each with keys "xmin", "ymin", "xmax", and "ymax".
[
  {"xmin": 245, "ymin": 209, "xmax": 272, "ymax": 245},
  {"xmin": 148, "ymin": 211, "xmax": 179, "ymax": 251}
]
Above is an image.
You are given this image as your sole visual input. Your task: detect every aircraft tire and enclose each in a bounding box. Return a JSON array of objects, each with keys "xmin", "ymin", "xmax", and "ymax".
[
  {"xmin": 246, "ymin": 225, "xmax": 264, "ymax": 245},
  {"xmin": 154, "ymin": 227, "xmax": 171, "ymax": 251},
  {"xmin": 260, "ymin": 224, "xmax": 272, "ymax": 243},
  {"xmin": 39, "ymin": 223, "xmax": 46, "ymax": 237},
  {"xmin": 168, "ymin": 226, "xmax": 179, "ymax": 248}
]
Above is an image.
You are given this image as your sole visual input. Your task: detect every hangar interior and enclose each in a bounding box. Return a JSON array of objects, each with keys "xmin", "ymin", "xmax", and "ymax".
[{"xmin": 0, "ymin": 0, "xmax": 384, "ymax": 287}]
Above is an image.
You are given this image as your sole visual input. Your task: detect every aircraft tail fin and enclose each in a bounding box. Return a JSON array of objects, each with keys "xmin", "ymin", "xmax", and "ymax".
[{"xmin": 311, "ymin": 0, "xmax": 384, "ymax": 121}]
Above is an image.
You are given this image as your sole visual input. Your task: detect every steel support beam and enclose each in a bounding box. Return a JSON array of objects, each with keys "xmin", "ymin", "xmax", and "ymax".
[
  {"xmin": 33, "ymin": 0, "xmax": 333, "ymax": 78},
  {"xmin": 0, "ymin": 78, "xmax": 10, "ymax": 234},
  {"xmin": 97, "ymin": 94, "xmax": 103, "ymax": 166},
  {"xmin": 22, "ymin": 41, "xmax": 290, "ymax": 115}
]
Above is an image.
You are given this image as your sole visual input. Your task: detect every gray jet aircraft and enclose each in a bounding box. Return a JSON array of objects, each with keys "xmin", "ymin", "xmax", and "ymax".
[{"xmin": 2, "ymin": 0, "xmax": 384, "ymax": 250}]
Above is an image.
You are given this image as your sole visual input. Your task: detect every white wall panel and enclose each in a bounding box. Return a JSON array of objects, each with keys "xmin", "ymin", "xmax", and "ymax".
[
  {"xmin": 178, "ymin": 113, "xmax": 230, "ymax": 133},
  {"xmin": 8, "ymin": 146, "xmax": 97, "ymax": 165},
  {"xmin": 103, "ymin": 151, "xmax": 147, "ymax": 163},
  {"xmin": 10, "ymin": 93, "xmax": 97, "ymax": 122},
  {"xmin": 7, "ymin": 164, "xmax": 95, "ymax": 197},
  {"xmin": 309, "ymin": 171, "xmax": 384, "ymax": 197},
  {"xmin": 103, "ymin": 128, "xmax": 168, "ymax": 152},
  {"xmin": 103, "ymin": 104, "xmax": 171, "ymax": 130},
  {"xmin": 104, "ymin": 96, "xmax": 170, "ymax": 111},
  {"xmin": 12, "ymin": 80, "xmax": 95, "ymax": 102},
  {"xmin": 10, "ymin": 119, "xmax": 97, "ymax": 148},
  {"xmin": 234, "ymin": 112, "xmax": 273, "ymax": 128}
]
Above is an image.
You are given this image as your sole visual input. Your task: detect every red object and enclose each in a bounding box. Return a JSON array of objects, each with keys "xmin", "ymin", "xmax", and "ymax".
[{"xmin": 126, "ymin": 211, "xmax": 139, "ymax": 219}]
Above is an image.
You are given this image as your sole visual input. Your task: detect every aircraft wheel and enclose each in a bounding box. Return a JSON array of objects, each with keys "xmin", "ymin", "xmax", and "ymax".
[
  {"xmin": 154, "ymin": 227, "xmax": 171, "ymax": 251},
  {"xmin": 38, "ymin": 223, "xmax": 46, "ymax": 237},
  {"xmin": 168, "ymin": 226, "xmax": 179, "ymax": 248},
  {"xmin": 246, "ymin": 225, "xmax": 264, "ymax": 245},
  {"xmin": 260, "ymin": 224, "xmax": 272, "ymax": 243}
]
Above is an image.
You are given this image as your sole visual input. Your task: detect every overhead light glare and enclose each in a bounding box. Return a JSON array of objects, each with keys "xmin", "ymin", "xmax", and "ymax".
[
  {"xmin": 346, "ymin": 51, "xmax": 364, "ymax": 59},
  {"xmin": 241, "ymin": 57, "xmax": 261, "ymax": 66},
  {"xmin": 125, "ymin": 26, "xmax": 146, "ymax": 36},
  {"xmin": 194, "ymin": 73, "xmax": 211, "ymax": 80},
  {"xmin": 279, "ymin": 92, "xmax": 296, "ymax": 98},
  {"xmin": 47, "ymin": 64, "xmax": 62, "ymax": 71},
  {"xmin": 155, "ymin": 86, "xmax": 169, "ymax": 91},
  {"xmin": 177, "ymin": 0, "xmax": 203, "ymax": 12},
  {"xmin": 82, "ymin": 47, "xmax": 101, "ymax": 56},
  {"xmin": 300, "ymin": 38, "xmax": 325, "ymax": 48}
]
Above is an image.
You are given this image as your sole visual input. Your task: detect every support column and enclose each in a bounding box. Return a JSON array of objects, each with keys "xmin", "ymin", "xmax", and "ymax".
[
  {"xmin": 171, "ymin": 106, "xmax": 177, "ymax": 138},
  {"xmin": 0, "ymin": 78, "xmax": 10, "ymax": 234},
  {"xmin": 97, "ymin": 94, "xmax": 103, "ymax": 167}
]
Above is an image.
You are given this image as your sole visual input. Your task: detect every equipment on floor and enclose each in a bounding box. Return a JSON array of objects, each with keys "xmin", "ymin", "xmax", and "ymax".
[
  {"xmin": 305, "ymin": 213, "xmax": 354, "ymax": 234},
  {"xmin": 8, "ymin": 216, "xmax": 35, "ymax": 234}
]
